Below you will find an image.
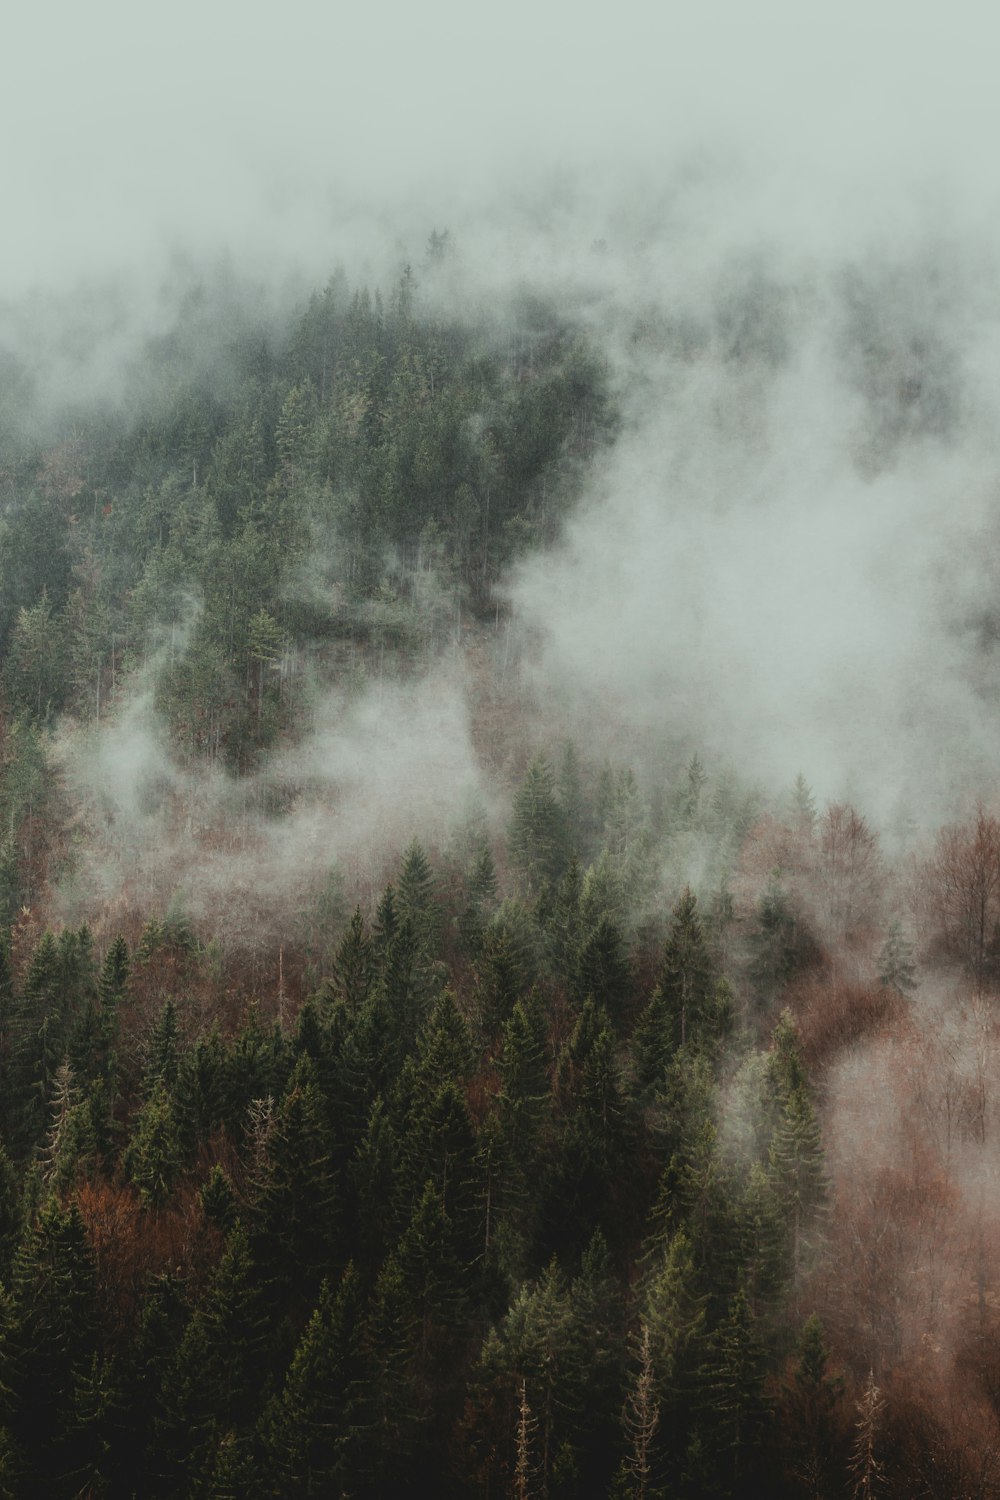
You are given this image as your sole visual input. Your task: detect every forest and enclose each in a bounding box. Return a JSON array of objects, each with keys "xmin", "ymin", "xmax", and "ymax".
[{"xmin": 1, "ymin": 236, "xmax": 1000, "ymax": 1500}]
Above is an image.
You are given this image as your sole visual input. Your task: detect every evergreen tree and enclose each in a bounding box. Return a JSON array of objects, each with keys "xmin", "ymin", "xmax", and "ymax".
[
  {"xmin": 124, "ymin": 1082, "xmax": 183, "ymax": 1208},
  {"xmin": 0, "ymin": 1199, "xmax": 100, "ymax": 1497},
  {"xmin": 658, "ymin": 890, "xmax": 714, "ymax": 1052},
  {"xmin": 768, "ymin": 1085, "xmax": 828, "ymax": 1278},
  {"xmin": 252, "ymin": 1055, "xmax": 338, "ymax": 1299},
  {"xmin": 700, "ymin": 1285, "xmax": 768, "ymax": 1496},
  {"xmin": 575, "ymin": 915, "xmax": 631, "ymax": 1028},
  {"xmin": 156, "ymin": 1225, "xmax": 269, "ymax": 1487},
  {"xmin": 329, "ymin": 906, "xmax": 374, "ymax": 1011},
  {"xmin": 348, "ymin": 1096, "xmax": 401, "ymax": 1267},
  {"xmin": 781, "ymin": 1313, "xmax": 844, "ymax": 1498},
  {"xmin": 143, "ymin": 998, "xmax": 181, "ymax": 1096},
  {"xmin": 259, "ymin": 1265, "xmax": 363, "ymax": 1497},
  {"xmin": 509, "ymin": 755, "xmax": 567, "ymax": 893},
  {"xmin": 200, "ymin": 1164, "xmax": 238, "ymax": 1233},
  {"xmin": 396, "ymin": 837, "xmax": 440, "ymax": 953}
]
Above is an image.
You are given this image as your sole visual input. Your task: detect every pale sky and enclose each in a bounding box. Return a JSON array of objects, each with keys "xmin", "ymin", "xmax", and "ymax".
[{"xmin": 4, "ymin": 2, "xmax": 999, "ymax": 294}]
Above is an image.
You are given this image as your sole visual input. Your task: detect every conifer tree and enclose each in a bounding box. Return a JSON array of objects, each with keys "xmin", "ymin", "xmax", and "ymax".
[
  {"xmin": 575, "ymin": 915, "xmax": 631, "ymax": 1027},
  {"xmin": 200, "ymin": 1164, "xmax": 238, "ymax": 1233},
  {"xmin": 124, "ymin": 1082, "xmax": 183, "ymax": 1208},
  {"xmin": 509, "ymin": 755, "xmax": 567, "ymax": 893},
  {"xmin": 474, "ymin": 903, "xmax": 537, "ymax": 1041},
  {"xmin": 659, "ymin": 889, "xmax": 714, "ymax": 1052},
  {"xmin": 458, "ymin": 840, "xmax": 499, "ymax": 958},
  {"xmin": 630, "ymin": 986, "xmax": 673, "ymax": 1102},
  {"xmin": 329, "ymin": 906, "xmax": 374, "ymax": 1011},
  {"xmin": 781, "ymin": 1313, "xmax": 844, "ymax": 1498},
  {"xmin": 701, "ymin": 1285, "xmax": 768, "ymax": 1495},
  {"xmin": 768, "ymin": 1085, "xmax": 828, "ymax": 1277},
  {"xmin": 349, "ymin": 1095, "xmax": 401, "ymax": 1266},
  {"xmin": 259, "ymin": 1265, "xmax": 363, "ymax": 1497},
  {"xmin": 143, "ymin": 998, "xmax": 181, "ymax": 1096},
  {"xmin": 0, "ymin": 1199, "xmax": 100, "ymax": 1496},
  {"xmin": 396, "ymin": 837, "xmax": 440, "ymax": 953},
  {"xmin": 156, "ymin": 1225, "xmax": 268, "ymax": 1487},
  {"xmin": 252, "ymin": 1055, "xmax": 338, "ymax": 1298}
]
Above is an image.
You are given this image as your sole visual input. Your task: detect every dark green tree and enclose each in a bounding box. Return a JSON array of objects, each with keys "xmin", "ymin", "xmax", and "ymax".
[
  {"xmin": 509, "ymin": 755, "xmax": 567, "ymax": 893},
  {"xmin": 659, "ymin": 890, "xmax": 714, "ymax": 1052}
]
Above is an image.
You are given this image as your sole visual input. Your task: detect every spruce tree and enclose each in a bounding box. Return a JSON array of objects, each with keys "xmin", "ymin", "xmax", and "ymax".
[
  {"xmin": 658, "ymin": 890, "xmax": 714, "ymax": 1052},
  {"xmin": 509, "ymin": 755, "xmax": 567, "ymax": 894},
  {"xmin": 768, "ymin": 1085, "xmax": 828, "ymax": 1278},
  {"xmin": 329, "ymin": 906, "xmax": 374, "ymax": 1011},
  {"xmin": 259, "ymin": 1265, "xmax": 363, "ymax": 1497}
]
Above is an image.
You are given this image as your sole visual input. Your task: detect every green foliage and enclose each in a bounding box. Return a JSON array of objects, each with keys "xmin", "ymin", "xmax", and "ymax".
[
  {"xmin": 259, "ymin": 1265, "xmax": 363, "ymax": 1497},
  {"xmin": 658, "ymin": 889, "xmax": 715, "ymax": 1053},
  {"xmin": 510, "ymin": 755, "xmax": 568, "ymax": 893},
  {"xmin": 124, "ymin": 1082, "xmax": 183, "ymax": 1206}
]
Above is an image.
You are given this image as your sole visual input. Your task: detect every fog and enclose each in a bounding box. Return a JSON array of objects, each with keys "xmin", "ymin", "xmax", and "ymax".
[
  {"xmin": 9, "ymin": 2, "xmax": 1000, "ymax": 1460},
  {"xmin": 8, "ymin": 1, "xmax": 1000, "ymax": 877}
]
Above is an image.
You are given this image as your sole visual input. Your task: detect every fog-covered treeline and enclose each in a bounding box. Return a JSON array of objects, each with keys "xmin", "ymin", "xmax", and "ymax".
[{"xmin": 2, "ymin": 237, "xmax": 1000, "ymax": 1499}]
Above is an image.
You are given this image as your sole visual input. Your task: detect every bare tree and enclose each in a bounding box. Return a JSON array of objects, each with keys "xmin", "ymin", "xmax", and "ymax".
[
  {"xmin": 513, "ymin": 1379, "xmax": 539, "ymax": 1500},
  {"xmin": 929, "ymin": 809, "xmax": 1000, "ymax": 989},
  {"xmin": 621, "ymin": 1324, "xmax": 660, "ymax": 1500},
  {"xmin": 849, "ymin": 1370, "xmax": 886, "ymax": 1500},
  {"xmin": 815, "ymin": 804, "xmax": 882, "ymax": 950}
]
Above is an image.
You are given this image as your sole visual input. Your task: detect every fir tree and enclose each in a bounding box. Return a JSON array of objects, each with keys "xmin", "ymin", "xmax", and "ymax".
[
  {"xmin": 659, "ymin": 890, "xmax": 714, "ymax": 1052},
  {"xmin": 509, "ymin": 755, "xmax": 567, "ymax": 893},
  {"xmin": 329, "ymin": 906, "xmax": 374, "ymax": 1011},
  {"xmin": 768, "ymin": 1085, "xmax": 828, "ymax": 1277},
  {"xmin": 124, "ymin": 1082, "xmax": 183, "ymax": 1208},
  {"xmin": 259, "ymin": 1265, "xmax": 363, "ymax": 1497}
]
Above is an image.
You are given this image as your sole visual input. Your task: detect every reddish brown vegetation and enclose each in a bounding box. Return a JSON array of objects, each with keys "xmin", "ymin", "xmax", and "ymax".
[{"xmin": 789, "ymin": 974, "xmax": 909, "ymax": 1075}]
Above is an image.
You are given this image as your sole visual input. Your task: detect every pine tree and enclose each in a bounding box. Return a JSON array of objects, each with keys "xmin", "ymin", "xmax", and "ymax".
[
  {"xmin": 782, "ymin": 1313, "xmax": 844, "ymax": 1499},
  {"xmin": 701, "ymin": 1285, "xmax": 768, "ymax": 1495},
  {"xmin": 474, "ymin": 904, "xmax": 536, "ymax": 1041},
  {"xmin": 124, "ymin": 1082, "xmax": 183, "ymax": 1208},
  {"xmin": 565, "ymin": 1228, "xmax": 625, "ymax": 1489},
  {"xmin": 630, "ymin": 987, "xmax": 673, "ymax": 1102},
  {"xmin": 659, "ymin": 890, "xmax": 714, "ymax": 1052},
  {"xmin": 0, "ymin": 1199, "xmax": 100, "ymax": 1495},
  {"xmin": 200, "ymin": 1164, "xmax": 238, "ymax": 1233},
  {"xmin": 748, "ymin": 873, "xmax": 801, "ymax": 1005},
  {"xmin": 768, "ymin": 1085, "xmax": 828, "ymax": 1277},
  {"xmin": 458, "ymin": 841, "xmax": 499, "ymax": 959},
  {"xmin": 259, "ymin": 1265, "xmax": 363, "ymax": 1497},
  {"xmin": 252, "ymin": 1055, "xmax": 338, "ymax": 1298},
  {"xmin": 575, "ymin": 915, "xmax": 631, "ymax": 1027},
  {"xmin": 349, "ymin": 1096, "xmax": 401, "ymax": 1266},
  {"xmin": 156, "ymin": 1225, "xmax": 268, "ymax": 1487},
  {"xmin": 509, "ymin": 755, "xmax": 567, "ymax": 893},
  {"xmin": 329, "ymin": 906, "xmax": 373, "ymax": 1011},
  {"xmin": 143, "ymin": 999, "xmax": 181, "ymax": 1096},
  {"xmin": 396, "ymin": 837, "xmax": 440, "ymax": 953}
]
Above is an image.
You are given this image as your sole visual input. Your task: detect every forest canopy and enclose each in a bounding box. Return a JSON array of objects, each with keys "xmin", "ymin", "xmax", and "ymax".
[{"xmin": 0, "ymin": 230, "xmax": 999, "ymax": 1500}]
